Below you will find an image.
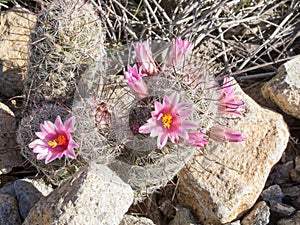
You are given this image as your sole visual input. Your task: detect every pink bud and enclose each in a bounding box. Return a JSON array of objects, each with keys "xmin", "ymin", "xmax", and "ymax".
[
  {"xmin": 135, "ymin": 41, "xmax": 158, "ymax": 75},
  {"xmin": 168, "ymin": 38, "xmax": 192, "ymax": 68},
  {"xmin": 218, "ymin": 77, "xmax": 244, "ymax": 116},
  {"xmin": 209, "ymin": 125, "xmax": 246, "ymax": 142},
  {"xmin": 124, "ymin": 64, "xmax": 148, "ymax": 99},
  {"xmin": 184, "ymin": 130, "xmax": 208, "ymax": 148}
]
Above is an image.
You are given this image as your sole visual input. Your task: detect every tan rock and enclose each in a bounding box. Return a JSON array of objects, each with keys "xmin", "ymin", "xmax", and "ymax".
[
  {"xmin": 177, "ymin": 78, "xmax": 289, "ymax": 224},
  {"xmin": 120, "ymin": 215, "xmax": 155, "ymax": 225},
  {"xmin": 23, "ymin": 163, "xmax": 134, "ymax": 225},
  {"xmin": 0, "ymin": 102, "xmax": 23, "ymax": 174},
  {"xmin": 243, "ymin": 81, "xmax": 279, "ymax": 110},
  {"xmin": 262, "ymin": 56, "xmax": 300, "ymax": 119},
  {"xmin": 0, "ymin": 6, "xmax": 36, "ymax": 97}
]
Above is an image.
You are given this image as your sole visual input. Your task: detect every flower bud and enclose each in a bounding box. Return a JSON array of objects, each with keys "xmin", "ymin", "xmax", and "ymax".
[{"xmin": 209, "ymin": 125, "xmax": 246, "ymax": 142}]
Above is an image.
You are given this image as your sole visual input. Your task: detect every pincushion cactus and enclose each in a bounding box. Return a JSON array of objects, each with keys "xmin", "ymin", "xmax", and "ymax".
[
  {"xmin": 17, "ymin": 103, "xmax": 85, "ymax": 185},
  {"xmin": 24, "ymin": 0, "xmax": 103, "ymax": 108}
]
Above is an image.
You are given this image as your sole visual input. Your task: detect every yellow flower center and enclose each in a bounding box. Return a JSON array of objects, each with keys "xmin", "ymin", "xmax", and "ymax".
[
  {"xmin": 48, "ymin": 134, "xmax": 67, "ymax": 148},
  {"xmin": 162, "ymin": 113, "xmax": 172, "ymax": 129}
]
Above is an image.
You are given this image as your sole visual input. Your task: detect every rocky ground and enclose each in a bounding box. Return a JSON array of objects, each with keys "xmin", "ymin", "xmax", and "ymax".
[{"xmin": 0, "ymin": 1, "xmax": 300, "ymax": 225}]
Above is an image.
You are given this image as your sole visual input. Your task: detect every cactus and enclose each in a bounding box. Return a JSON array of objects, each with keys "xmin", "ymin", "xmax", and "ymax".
[
  {"xmin": 24, "ymin": 0, "xmax": 103, "ymax": 108},
  {"xmin": 17, "ymin": 103, "xmax": 86, "ymax": 185}
]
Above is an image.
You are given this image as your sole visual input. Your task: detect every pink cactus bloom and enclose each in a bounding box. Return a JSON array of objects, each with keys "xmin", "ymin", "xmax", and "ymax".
[
  {"xmin": 124, "ymin": 64, "xmax": 148, "ymax": 99},
  {"xmin": 139, "ymin": 92, "xmax": 198, "ymax": 149},
  {"xmin": 208, "ymin": 125, "xmax": 246, "ymax": 142},
  {"xmin": 168, "ymin": 38, "xmax": 192, "ymax": 68},
  {"xmin": 218, "ymin": 77, "xmax": 244, "ymax": 116},
  {"xmin": 28, "ymin": 116, "xmax": 79, "ymax": 164},
  {"xmin": 135, "ymin": 40, "xmax": 158, "ymax": 75},
  {"xmin": 184, "ymin": 130, "xmax": 208, "ymax": 148}
]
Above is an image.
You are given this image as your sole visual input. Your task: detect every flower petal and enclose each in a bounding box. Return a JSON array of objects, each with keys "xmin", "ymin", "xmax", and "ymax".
[
  {"xmin": 32, "ymin": 145, "xmax": 49, "ymax": 154},
  {"xmin": 139, "ymin": 123, "xmax": 152, "ymax": 134},
  {"xmin": 169, "ymin": 92, "xmax": 179, "ymax": 107},
  {"xmin": 174, "ymin": 127, "xmax": 189, "ymax": 140},
  {"xmin": 157, "ymin": 133, "xmax": 168, "ymax": 149},
  {"xmin": 36, "ymin": 152, "xmax": 48, "ymax": 160},
  {"xmin": 218, "ymin": 77, "xmax": 244, "ymax": 117},
  {"xmin": 179, "ymin": 108, "xmax": 194, "ymax": 119},
  {"xmin": 135, "ymin": 41, "xmax": 158, "ymax": 75},
  {"xmin": 185, "ymin": 131, "xmax": 208, "ymax": 148},
  {"xmin": 209, "ymin": 125, "xmax": 246, "ymax": 142},
  {"xmin": 153, "ymin": 101, "xmax": 164, "ymax": 115},
  {"xmin": 40, "ymin": 121, "xmax": 55, "ymax": 134},
  {"xmin": 65, "ymin": 147, "xmax": 76, "ymax": 159},
  {"xmin": 45, "ymin": 152, "xmax": 59, "ymax": 164},
  {"xmin": 168, "ymin": 132, "xmax": 178, "ymax": 143},
  {"xmin": 55, "ymin": 115, "xmax": 64, "ymax": 132},
  {"xmin": 68, "ymin": 138, "xmax": 79, "ymax": 149},
  {"xmin": 150, "ymin": 125, "xmax": 164, "ymax": 137},
  {"xmin": 181, "ymin": 120, "xmax": 198, "ymax": 129},
  {"xmin": 35, "ymin": 131, "xmax": 47, "ymax": 139},
  {"xmin": 28, "ymin": 139, "xmax": 46, "ymax": 148},
  {"xmin": 64, "ymin": 116, "xmax": 75, "ymax": 132},
  {"xmin": 168, "ymin": 38, "xmax": 192, "ymax": 67},
  {"xmin": 174, "ymin": 102, "xmax": 189, "ymax": 112}
]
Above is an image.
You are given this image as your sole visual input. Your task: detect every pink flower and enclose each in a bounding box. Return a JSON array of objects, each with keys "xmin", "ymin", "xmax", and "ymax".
[
  {"xmin": 184, "ymin": 130, "xmax": 208, "ymax": 148},
  {"xmin": 218, "ymin": 77, "xmax": 244, "ymax": 116},
  {"xmin": 135, "ymin": 40, "xmax": 158, "ymax": 75},
  {"xmin": 124, "ymin": 64, "xmax": 148, "ymax": 99},
  {"xmin": 168, "ymin": 38, "xmax": 192, "ymax": 68},
  {"xmin": 208, "ymin": 125, "xmax": 246, "ymax": 142},
  {"xmin": 28, "ymin": 116, "xmax": 79, "ymax": 164},
  {"xmin": 139, "ymin": 92, "xmax": 198, "ymax": 149}
]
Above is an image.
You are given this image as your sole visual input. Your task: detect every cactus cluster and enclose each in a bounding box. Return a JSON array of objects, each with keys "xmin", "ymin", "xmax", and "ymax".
[{"xmin": 17, "ymin": 0, "xmax": 245, "ymax": 199}]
